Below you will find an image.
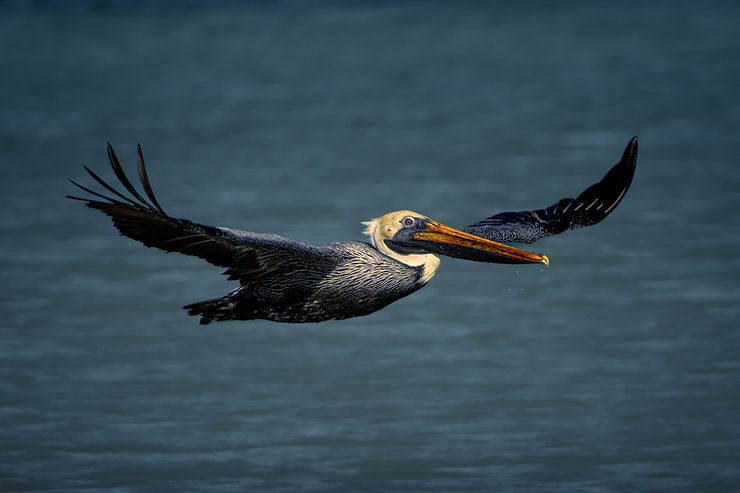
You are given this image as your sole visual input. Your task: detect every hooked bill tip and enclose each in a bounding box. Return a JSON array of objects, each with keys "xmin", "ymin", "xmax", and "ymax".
[{"xmin": 540, "ymin": 254, "xmax": 550, "ymax": 266}]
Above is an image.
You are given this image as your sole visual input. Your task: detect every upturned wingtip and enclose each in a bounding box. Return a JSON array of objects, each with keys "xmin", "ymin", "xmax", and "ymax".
[{"xmin": 620, "ymin": 136, "xmax": 638, "ymax": 169}]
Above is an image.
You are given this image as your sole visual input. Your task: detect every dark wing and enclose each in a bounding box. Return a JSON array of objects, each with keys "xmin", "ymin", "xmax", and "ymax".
[
  {"xmin": 67, "ymin": 143, "xmax": 336, "ymax": 284},
  {"xmin": 464, "ymin": 136, "xmax": 637, "ymax": 244}
]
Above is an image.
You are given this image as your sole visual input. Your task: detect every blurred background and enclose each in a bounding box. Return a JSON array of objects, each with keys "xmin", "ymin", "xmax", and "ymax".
[{"xmin": 1, "ymin": 1, "xmax": 739, "ymax": 491}]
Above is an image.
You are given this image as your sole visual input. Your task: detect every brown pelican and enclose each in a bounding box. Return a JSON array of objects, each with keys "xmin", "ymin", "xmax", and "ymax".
[{"xmin": 68, "ymin": 137, "xmax": 637, "ymax": 324}]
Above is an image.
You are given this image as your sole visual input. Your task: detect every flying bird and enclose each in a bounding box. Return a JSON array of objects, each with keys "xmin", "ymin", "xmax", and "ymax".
[{"xmin": 68, "ymin": 137, "xmax": 637, "ymax": 324}]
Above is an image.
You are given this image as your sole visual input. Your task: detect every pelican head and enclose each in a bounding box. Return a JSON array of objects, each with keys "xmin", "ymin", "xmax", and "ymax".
[
  {"xmin": 363, "ymin": 210, "xmax": 548, "ymax": 269},
  {"xmin": 363, "ymin": 211, "xmax": 442, "ymax": 282}
]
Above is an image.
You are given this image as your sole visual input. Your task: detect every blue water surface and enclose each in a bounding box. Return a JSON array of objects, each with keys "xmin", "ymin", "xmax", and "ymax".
[{"xmin": 1, "ymin": 1, "xmax": 739, "ymax": 491}]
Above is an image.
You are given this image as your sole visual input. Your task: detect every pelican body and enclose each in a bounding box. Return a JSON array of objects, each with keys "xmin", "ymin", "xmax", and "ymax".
[
  {"xmin": 68, "ymin": 138, "xmax": 637, "ymax": 323},
  {"xmin": 178, "ymin": 225, "xmax": 438, "ymax": 323}
]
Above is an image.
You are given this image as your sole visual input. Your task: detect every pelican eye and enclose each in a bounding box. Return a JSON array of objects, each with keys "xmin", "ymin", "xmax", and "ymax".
[{"xmin": 402, "ymin": 216, "xmax": 415, "ymax": 227}]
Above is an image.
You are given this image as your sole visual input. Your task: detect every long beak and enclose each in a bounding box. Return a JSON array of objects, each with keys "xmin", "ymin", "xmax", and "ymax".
[{"xmin": 414, "ymin": 219, "xmax": 549, "ymax": 265}]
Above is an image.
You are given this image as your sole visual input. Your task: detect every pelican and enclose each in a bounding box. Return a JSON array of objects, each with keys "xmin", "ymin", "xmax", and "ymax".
[{"xmin": 68, "ymin": 137, "xmax": 637, "ymax": 324}]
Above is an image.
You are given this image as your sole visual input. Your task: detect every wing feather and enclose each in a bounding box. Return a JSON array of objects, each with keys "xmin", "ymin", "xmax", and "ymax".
[
  {"xmin": 106, "ymin": 142, "xmax": 158, "ymax": 210},
  {"xmin": 68, "ymin": 144, "xmax": 337, "ymax": 284},
  {"xmin": 136, "ymin": 144, "xmax": 167, "ymax": 215},
  {"xmin": 464, "ymin": 137, "xmax": 637, "ymax": 244}
]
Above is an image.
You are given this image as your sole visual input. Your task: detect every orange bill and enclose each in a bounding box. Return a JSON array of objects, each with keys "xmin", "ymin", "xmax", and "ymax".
[{"xmin": 414, "ymin": 219, "xmax": 549, "ymax": 265}]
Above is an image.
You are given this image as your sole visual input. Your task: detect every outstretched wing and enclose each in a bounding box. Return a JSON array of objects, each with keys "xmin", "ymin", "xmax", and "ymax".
[
  {"xmin": 464, "ymin": 137, "xmax": 637, "ymax": 244},
  {"xmin": 67, "ymin": 144, "xmax": 336, "ymax": 284}
]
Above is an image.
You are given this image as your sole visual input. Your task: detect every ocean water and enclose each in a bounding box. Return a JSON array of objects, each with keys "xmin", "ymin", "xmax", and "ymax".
[{"xmin": 1, "ymin": 1, "xmax": 739, "ymax": 491}]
